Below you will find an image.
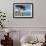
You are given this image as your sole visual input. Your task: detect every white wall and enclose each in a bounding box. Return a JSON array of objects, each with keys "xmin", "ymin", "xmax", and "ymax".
[
  {"xmin": 0, "ymin": 1, "xmax": 46, "ymax": 46},
  {"xmin": 0, "ymin": 0, "xmax": 46, "ymax": 27}
]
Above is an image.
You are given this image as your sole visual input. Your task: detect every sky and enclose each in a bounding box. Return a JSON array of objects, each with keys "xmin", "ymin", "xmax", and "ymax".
[{"xmin": 15, "ymin": 4, "xmax": 32, "ymax": 12}]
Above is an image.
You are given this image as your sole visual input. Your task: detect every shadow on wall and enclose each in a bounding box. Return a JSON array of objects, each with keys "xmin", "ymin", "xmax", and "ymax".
[{"xmin": 13, "ymin": 40, "xmax": 21, "ymax": 46}]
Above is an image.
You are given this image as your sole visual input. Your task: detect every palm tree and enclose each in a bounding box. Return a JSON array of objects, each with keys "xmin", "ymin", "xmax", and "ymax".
[{"xmin": 16, "ymin": 5, "xmax": 25, "ymax": 16}]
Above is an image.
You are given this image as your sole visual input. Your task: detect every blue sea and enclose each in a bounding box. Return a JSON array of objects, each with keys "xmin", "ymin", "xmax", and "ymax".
[{"xmin": 23, "ymin": 12, "xmax": 31, "ymax": 16}]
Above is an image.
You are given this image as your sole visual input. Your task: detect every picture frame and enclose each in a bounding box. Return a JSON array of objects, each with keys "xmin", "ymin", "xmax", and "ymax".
[{"xmin": 13, "ymin": 3, "xmax": 33, "ymax": 18}]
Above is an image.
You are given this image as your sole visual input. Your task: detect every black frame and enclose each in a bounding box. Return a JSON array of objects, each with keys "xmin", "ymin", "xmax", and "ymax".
[{"xmin": 13, "ymin": 3, "xmax": 33, "ymax": 18}]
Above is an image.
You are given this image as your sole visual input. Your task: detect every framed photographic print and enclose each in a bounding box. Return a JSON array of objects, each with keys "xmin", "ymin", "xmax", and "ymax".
[{"xmin": 13, "ymin": 3, "xmax": 33, "ymax": 18}]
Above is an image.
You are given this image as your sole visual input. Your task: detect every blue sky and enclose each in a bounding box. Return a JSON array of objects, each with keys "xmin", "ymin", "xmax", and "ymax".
[
  {"xmin": 15, "ymin": 4, "xmax": 32, "ymax": 12},
  {"xmin": 24, "ymin": 4, "xmax": 31, "ymax": 10}
]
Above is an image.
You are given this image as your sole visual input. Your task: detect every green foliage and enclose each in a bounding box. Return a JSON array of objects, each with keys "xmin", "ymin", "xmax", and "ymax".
[{"xmin": 0, "ymin": 11, "xmax": 6, "ymax": 28}]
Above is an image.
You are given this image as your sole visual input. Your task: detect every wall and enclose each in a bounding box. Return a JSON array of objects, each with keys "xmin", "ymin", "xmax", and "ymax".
[
  {"xmin": 0, "ymin": 0, "xmax": 46, "ymax": 46},
  {"xmin": 0, "ymin": 0, "xmax": 46, "ymax": 27}
]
